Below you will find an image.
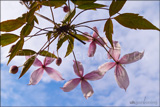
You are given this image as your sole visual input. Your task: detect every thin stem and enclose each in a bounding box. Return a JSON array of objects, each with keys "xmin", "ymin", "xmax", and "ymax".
[
  {"xmin": 49, "ymin": 5, "xmax": 55, "ymax": 22},
  {"xmin": 75, "ymin": 25, "xmax": 117, "ymax": 62},
  {"xmin": 22, "ymin": 1, "xmax": 29, "ymax": 9},
  {"xmin": 27, "ymin": 32, "xmax": 48, "ymax": 37},
  {"xmin": 18, "ymin": 65, "xmax": 24, "ymax": 68},
  {"xmin": 66, "ymin": 35, "xmax": 81, "ymax": 77},
  {"xmin": 47, "ymin": 39, "xmax": 50, "ymax": 51},
  {"xmin": 33, "ymin": 25, "xmax": 52, "ymax": 32},
  {"xmin": 56, "ymin": 37, "xmax": 60, "ymax": 57},
  {"xmin": 75, "ymin": 18, "xmax": 110, "ymax": 26},
  {"xmin": 25, "ymin": 32, "xmax": 48, "ymax": 42},
  {"xmin": 38, "ymin": 40, "xmax": 50, "ymax": 54},
  {"xmin": 75, "ymin": 28, "xmax": 111, "ymax": 48},
  {"xmin": 75, "ymin": 29, "xmax": 111, "ymax": 49},
  {"xmin": 57, "ymin": 50, "xmax": 59, "ymax": 57},
  {"xmin": 70, "ymin": 9, "xmax": 88, "ymax": 24},
  {"xmin": 98, "ymin": 7, "xmax": 109, "ymax": 10},
  {"xmin": 48, "ymin": 1, "xmax": 59, "ymax": 27},
  {"xmin": 31, "ymin": 27, "xmax": 54, "ymax": 31},
  {"xmin": 75, "ymin": 29, "xmax": 91, "ymax": 38},
  {"xmin": 41, "ymin": 33, "xmax": 59, "ymax": 51},
  {"xmin": 70, "ymin": 7, "xmax": 110, "ymax": 24},
  {"xmin": 99, "ymin": 7, "xmax": 121, "ymax": 15},
  {"xmin": 72, "ymin": 50, "xmax": 81, "ymax": 77},
  {"xmin": 25, "ymin": 27, "xmax": 54, "ymax": 42},
  {"xmin": 21, "ymin": 22, "xmax": 53, "ymax": 33},
  {"xmin": 37, "ymin": 32, "xmax": 58, "ymax": 55},
  {"xmin": 35, "ymin": 12, "xmax": 54, "ymax": 24},
  {"xmin": 68, "ymin": 0, "xmax": 70, "ymax": 11}
]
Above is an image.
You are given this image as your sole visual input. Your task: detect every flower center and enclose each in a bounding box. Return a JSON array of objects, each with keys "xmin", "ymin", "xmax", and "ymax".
[
  {"xmin": 116, "ymin": 61, "xmax": 120, "ymax": 64},
  {"xmin": 81, "ymin": 77, "xmax": 84, "ymax": 80},
  {"xmin": 56, "ymin": 24, "xmax": 70, "ymax": 33},
  {"xmin": 93, "ymin": 38, "xmax": 96, "ymax": 41},
  {"xmin": 42, "ymin": 65, "xmax": 46, "ymax": 68}
]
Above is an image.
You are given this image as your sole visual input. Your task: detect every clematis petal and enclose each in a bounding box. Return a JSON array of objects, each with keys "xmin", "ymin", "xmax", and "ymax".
[
  {"xmin": 98, "ymin": 62, "xmax": 116, "ymax": 75},
  {"xmin": 119, "ymin": 51, "xmax": 144, "ymax": 64},
  {"xmin": 83, "ymin": 32, "xmax": 92, "ymax": 42},
  {"xmin": 60, "ymin": 78, "xmax": 81, "ymax": 92},
  {"xmin": 45, "ymin": 67, "xmax": 64, "ymax": 81},
  {"xmin": 93, "ymin": 27, "xmax": 98, "ymax": 38},
  {"xmin": 25, "ymin": 56, "xmax": 42, "ymax": 67},
  {"xmin": 88, "ymin": 41, "xmax": 96, "ymax": 57},
  {"xmin": 73, "ymin": 60, "xmax": 84, "ymax": 77},
  {"xmin": 107, "ymin": 41, "xmax": 121, "ymax": 61},
  {"xmin": 43, "ymin": 57, "xmax": 55, "ymax": 66},
  {"xmin": 84, "ymin": 70, "xmax": 104, "ymax": 81},
  {"xmin": 28, "ymin": 68, "xmax": 44, "ymax": 85},
  {"xmin": 81, "ymin": 80, "xmax": 94, "ymax": 99},
  {"xmin": 33, "ymin": 58, "xmax": 43, "ymax": 66},
  {"xmin": 95, "ymin": 37, "xmax": 107, "ymax": 46},
  {"xmin": 115, "ymin": 64, "xmax": 129, "ymax": 91}
]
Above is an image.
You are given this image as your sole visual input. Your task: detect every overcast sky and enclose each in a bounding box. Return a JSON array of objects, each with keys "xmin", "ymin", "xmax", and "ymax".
[{"xmin": 1, "ymin": 1, "xmax": 159, "ymax": 106}]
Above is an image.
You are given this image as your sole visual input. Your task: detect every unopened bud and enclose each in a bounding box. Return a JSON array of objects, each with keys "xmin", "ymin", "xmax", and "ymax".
[
  {"xmin": 9, "ymin": 45, "xmax": 15, "ymax": 53},
  {"xmin": 56, "ymin": 57, "xmax": 62, "ymax": 66},
  {"xmin": 9, "ymin": 66, "xmax": 18, "ymax": 74},
  {"xmin": 63, "ymin": 6, "xmax": 70, "ymax": 13}
]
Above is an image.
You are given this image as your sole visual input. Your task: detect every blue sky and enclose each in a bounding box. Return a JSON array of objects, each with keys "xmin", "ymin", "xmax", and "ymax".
[{"xmin": 1, "ymin": 1, "xmax": 159, "ymax": 106}]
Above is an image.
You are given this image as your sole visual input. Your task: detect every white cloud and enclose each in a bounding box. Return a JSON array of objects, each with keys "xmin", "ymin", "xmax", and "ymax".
[{"xmin": 1, "ymin": 66, "xmax": 48, "ymax": 106}]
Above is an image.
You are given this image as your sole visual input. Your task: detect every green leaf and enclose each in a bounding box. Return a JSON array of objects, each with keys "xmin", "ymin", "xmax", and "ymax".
[
  {"xmin": 0, "ymin": 17, "xmax": 25, "ymax": 32},
  {"xmin": 26, "ymin": 5, "xmax": 38, "ymax": 24},
  {"xmin": 7, "ymin": 38, "xmax": 24, "ymax": 65},
  {"xmin": 114, "ymin": 13, "xmax": 160, "ymax": 31},
  {"xmin": 17, "ymin": 49, "xmax": 36, "ymax": 56},
  {"xmin": 0, "ymin": 33, "xmax": 19, "ymax": 47},
  {"xmin": 57, "ymin": 34, "xmax": 68, "ymax": 51},
  {"xmin": 109, "ymin": 0, "xmax": 127, "ymax": 16},
  {"xmin": 39, "ymin": 50, "xmax": 57, "ymax": 58},
  {"xmin": 63, "ymin": 9, "xmax": 76, "ymax": 24},
  {"xmin": 104, "ymin": 19, "xmax": 113, "ymax": 47},
  {"xmin": 46, "ymin": 31, "xmax": 53, "ymax": 41},
  {"xmin": 20, "ymin": 22, "xmax": 34, "ymax": 37},
  {"xmin": 71, "ymin": 0, "xmax": 96, "ymax": 5},
  {"xmin": 29, "ymin": 1, "xmax": 38, "ymax": 9},
  {"xmin": 41, "ymin": 0, "xmax": 66, "ymax": 8},
  {"xmin": 7, "ymin": 49, "xmax": 36, "ymax": 57},
  {"xmin": 65, "ymin": 36, "xmax": 74, "ymax": 57},
  {"xmin": 34, "ymin": 15, "xmax": 39, "ymax": 24},
  {"xmin": 19, "ymin": 55, "xmax": 36, "ymax": 79},
  {"xmin": 78, "ymin": 3, "xmax": 106, "ymax": 10},
  {"xmin": 74, "ymin": 34, "xmax": 89, "ymax": 41}
]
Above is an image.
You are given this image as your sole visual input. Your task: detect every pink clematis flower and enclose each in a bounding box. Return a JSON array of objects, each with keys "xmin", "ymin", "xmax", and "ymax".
[
  {"xmin": 84, "ymin": 27, "xmax": 107, "ymax": 57},
  {"xmin": 26, "ymin": 56, "xmax": 64, "ymax": 85},
  {"xmin": 98, "ymin": 41, "xmax": 144, "ymax": 91},
  {"xmin": 61, "ymin": 60, "xmax": 103, "ymax": 99}
]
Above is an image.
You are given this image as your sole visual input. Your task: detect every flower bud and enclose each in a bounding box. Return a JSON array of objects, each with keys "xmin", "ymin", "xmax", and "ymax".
[
  {"xmin": 9, "ymin": 45, "xmax": 15, "ymax": 53},
  {"xmin": 63, "ymin": 6, "xmax": 70, "ymax": 13},
  {"xmin": 9, "ymin": 66, "xmax": 18, "ymax": 74},
  {"xmin": 56, "ymin": 57, "xmax": 62, "ymax": 66}
]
